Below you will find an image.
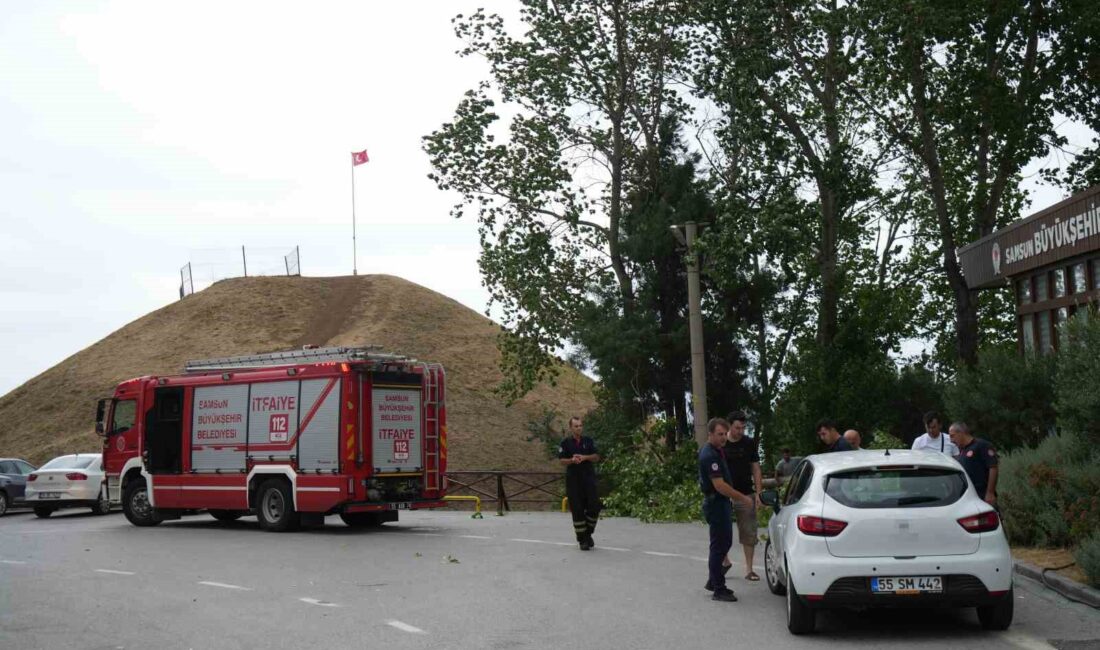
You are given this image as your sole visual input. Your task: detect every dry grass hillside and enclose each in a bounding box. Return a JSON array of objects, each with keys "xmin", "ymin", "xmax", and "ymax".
[{"xmin": 0, "ymin": 275, "xmax": 594, "ymax": 469}]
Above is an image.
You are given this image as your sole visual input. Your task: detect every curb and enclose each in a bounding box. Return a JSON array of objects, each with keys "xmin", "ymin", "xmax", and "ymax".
[{"xmin": 1014, "ymin": 560, "xmax": 1100, "ymax": 608}]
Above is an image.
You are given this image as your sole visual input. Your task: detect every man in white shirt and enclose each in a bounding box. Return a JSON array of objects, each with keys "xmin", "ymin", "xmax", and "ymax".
[{"xmin": 912, "ymin": 411, "xmax": 959, "ymax": 456}]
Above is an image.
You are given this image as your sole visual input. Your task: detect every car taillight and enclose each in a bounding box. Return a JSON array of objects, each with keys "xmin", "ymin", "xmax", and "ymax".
[
  {"xmin": 27, "ymin": 474, "xmax": 37, "ymax": 482},
  {"xmin": 797, "ymin": 515, "xmax": 848, "ymax": 537},
  {"xmin": 66, "ymin": 472, "xmax": 88, "ymax": 481},
  {"xmin": 958, "ymin": 511, "xmax": 1000, "ymax": 533}
]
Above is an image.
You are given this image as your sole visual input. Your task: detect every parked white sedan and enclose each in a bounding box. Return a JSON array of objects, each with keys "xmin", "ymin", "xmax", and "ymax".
[
  {"xmin": 25, "ymin": 453, "xmax": 111, "ymax": 518},
  {"xmin": 760, "ymin": 450, "xmax": 1013, "ymax": 635}
]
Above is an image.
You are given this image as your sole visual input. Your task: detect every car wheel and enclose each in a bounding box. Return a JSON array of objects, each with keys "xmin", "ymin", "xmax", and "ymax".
[
  {"xmin": 91, "ymin": 494, "xmax": 111, "ymax": 516},
  {"xmin": 256, "ymin": 479, "xmax": 299, "ymax": 532},
  {"xmin": 33, "ymin": 506, "xmax": 54, "ymax": 519},
  {"xmin": 208, "ymin": 509, "xmax": 243, "ymax": 522},
  {"xmin": 0, "ymin": 491, "xmax": 9, "ymax": 517},
  {"xmin": 765, "ymin": 540, "xmax": 786, "ymax": 596},
  {"xmin": 122, "ymin": 478, "xmax": 162, "ymax": 527},
  {"xmin": 340, "ymin": 512, "xmax": 383, "ymax": 528},
  {"xmin": 786, "ymin": 562, "xmax": 816, "ymax": 635},
  {"xmin": 977, "ymin": 587, "xmax": 1014, "ymax": 630}
]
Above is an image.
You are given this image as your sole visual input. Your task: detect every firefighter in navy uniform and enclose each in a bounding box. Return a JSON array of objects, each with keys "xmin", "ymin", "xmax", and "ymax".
[
  {"xmin": 700, "ymin": 417, "xmax": 754, "ymax": 602},
  {"xmin": 559, "ymin": 416, "xmax": 601, "ymax": 550}
]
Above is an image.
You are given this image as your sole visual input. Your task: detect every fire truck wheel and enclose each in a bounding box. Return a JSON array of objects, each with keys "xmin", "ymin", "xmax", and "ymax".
[
  {"xmin": 256, "ymin": 479, "xmax": 300, "ymax": 532},
  {"xmin": 33, "ymin": 507, "xmax": 54, "ymax": 518},
  {"xmin": 209, "ymin": 509, "xmax": 243, "ymax": 522},
  {"xmin": 122, "ymin": 478, "xmax": 162, "ymax": 527},
  {"xmin": 339, "ymin": 512, "xmax": 382, "ymax": 528}
]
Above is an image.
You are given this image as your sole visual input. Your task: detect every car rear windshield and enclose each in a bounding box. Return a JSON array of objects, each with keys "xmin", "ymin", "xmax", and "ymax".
[
  {"xmin": 825, "ymin": 467, "xmax": 967, "ymax": 508},
  {"xmin": 39, "ymin": 456, "xmax": 96, "ymax": 471}
]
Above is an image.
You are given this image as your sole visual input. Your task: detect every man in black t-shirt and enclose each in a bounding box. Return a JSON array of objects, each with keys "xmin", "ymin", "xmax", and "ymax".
[
  {"xmin": 722, "ymin": 411, "xmax": 763, "ymax": 582},
  {"xmin": 948, "ymin": 421, "xmax": 999, "ymax": 506},
  {"xmin": 558, "ymin": 416, "xmax": 601, "ymax": 549},
  {"xmin": 816, "ymin": 419, "xmax": 853, "ymax": 452}
]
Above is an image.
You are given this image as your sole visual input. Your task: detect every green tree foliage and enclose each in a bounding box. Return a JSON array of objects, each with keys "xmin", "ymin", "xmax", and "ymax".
[
  {"xmin": 881, "ymin": 364, "xmax": 946, "ymax": 446},
  {"xmin": 944, "ymin": 347, "xmax": 1057, "ymax": 451},
  {"xmin": 424, "ymin": 1, "xmax": 692, "ymax": 403},
  {"xmin": 1054, "ymin": 311, "xmax": 1100, "ymax": 446},
  {"xmin": 860, "ymin": 0, "xmax": 1089, "ymax": 367},
  {"xmin": 425, "ymin": 2, "xmax": 1089, "ymax": 503}
]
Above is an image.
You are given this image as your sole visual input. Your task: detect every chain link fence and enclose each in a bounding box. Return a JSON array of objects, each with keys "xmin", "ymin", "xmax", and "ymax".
[{"xmin": 179, "ymin": 246, "xmax": 300, "ymax": 298}]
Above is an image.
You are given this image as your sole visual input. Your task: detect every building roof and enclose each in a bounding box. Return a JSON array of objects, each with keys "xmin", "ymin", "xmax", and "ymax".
[{"xmin": 957, "ymin": 184, "xmax": 1100, "ymax": 289}]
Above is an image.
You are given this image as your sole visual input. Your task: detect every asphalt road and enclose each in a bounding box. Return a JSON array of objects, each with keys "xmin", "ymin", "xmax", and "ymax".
[{"xmin": 1, "ymin": 509, "xmax": 1098, "ymax": 650}]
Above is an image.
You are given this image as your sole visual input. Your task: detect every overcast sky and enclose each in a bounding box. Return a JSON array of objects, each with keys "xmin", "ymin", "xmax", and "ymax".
[
  {"xmin": 0, "ymin": 2, "xmax": 1090, "ymax": 398},
  {"xmin": 0, "ymin": 1, "xmax": 520, "ymax": 396}
]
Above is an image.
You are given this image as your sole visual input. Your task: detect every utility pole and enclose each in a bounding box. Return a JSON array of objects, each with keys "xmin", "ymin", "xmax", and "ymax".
[{"xmin": 670, "ymin": 221, "xmax": 708, "ymax": 447}]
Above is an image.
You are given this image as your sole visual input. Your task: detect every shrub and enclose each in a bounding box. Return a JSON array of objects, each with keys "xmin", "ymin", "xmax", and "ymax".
[
  {"xmin": 1075, "ymin": 531, "xmax": 1100, "ymax": 588},
  {"xmin": 943, "ymin": 347, "xmax": 1056, "ymax": 452},
  {"xmin": 866, "ymin": 431, "xmax": 905, "ymax": 450},
  {"xmin": 1055, "ymin": 312, "xmax": 1100, "ymax": 448},
  {"xmin": 599, "ymin": 437, "xmax": 700, "ymax": 522},
  {"xmin": 998, "ymin": 432, "xmax": 1096, "ymax": 547}
]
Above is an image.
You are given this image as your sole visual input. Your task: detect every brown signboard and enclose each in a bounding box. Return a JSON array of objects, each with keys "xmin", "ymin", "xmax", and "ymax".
[{"xmin": 959, "ymin": 185, "xmax": 1100, "ymax": 290}]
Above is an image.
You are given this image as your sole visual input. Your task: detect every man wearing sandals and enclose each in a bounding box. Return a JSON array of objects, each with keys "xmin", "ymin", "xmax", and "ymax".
[{"xmin": 722, "ymin": 410, "xmax": 764, "ymax": 583}]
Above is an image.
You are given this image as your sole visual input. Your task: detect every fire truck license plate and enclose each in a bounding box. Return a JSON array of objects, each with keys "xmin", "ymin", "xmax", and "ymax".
[
  {"xmin": 391, "ymin": 502, "xmax": 411, "ymax": 510},
  {"xmin": 871, "ymin": 576, "xmax": 942, "ymax": 594}
]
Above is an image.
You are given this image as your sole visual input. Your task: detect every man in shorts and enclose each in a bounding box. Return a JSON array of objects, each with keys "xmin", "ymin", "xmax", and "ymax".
[{"xmin": 722, "ymin": 410, "xmax": 763, "ymax": 582}]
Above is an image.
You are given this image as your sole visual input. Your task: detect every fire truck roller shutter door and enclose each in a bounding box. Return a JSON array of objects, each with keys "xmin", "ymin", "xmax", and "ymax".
[
  {"xmin": 298, "ymin": 378, "xmax": 341, "ymax": 471},
  {"xmin": 247, "ymin": 380, "xmax": 301, "ymax": 456},
  {"xmin": 191, "ymin": 385, "xmax": 249, "ymax": 471},
  {"xmin": 371, "ymin": 386, "xmax": 423, "ymax": 473}
]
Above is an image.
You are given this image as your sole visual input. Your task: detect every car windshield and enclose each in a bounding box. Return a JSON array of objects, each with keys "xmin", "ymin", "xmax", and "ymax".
[
  {"xmin": 825, "ymin": 466, "xmax": 967, "ymax": 508},
  {"xmin": 39, "ymin": 455, "xmax": 97, "ymax": 471}
]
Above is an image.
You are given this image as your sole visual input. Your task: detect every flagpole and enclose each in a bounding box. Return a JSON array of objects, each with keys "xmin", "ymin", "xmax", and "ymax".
[{"xmin": 351, "ymin": 156, "xmax": 358, "ymax": 276}]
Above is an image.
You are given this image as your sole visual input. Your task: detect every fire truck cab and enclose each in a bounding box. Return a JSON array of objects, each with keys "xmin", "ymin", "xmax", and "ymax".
[{"xmin": 97, "ymin": 347, "xmax": 447, "ymax": 531}]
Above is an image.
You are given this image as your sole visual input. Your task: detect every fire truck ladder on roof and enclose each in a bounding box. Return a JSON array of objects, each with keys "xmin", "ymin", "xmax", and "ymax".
[{"xmin": 184, "ymin": 346, "xmax": 413, "ymax": 373}]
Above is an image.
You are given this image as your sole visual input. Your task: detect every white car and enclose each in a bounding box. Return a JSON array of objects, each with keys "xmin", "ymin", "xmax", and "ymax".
[
  {"xmin": 760, "ymin": 450, "xmax": 1013, "ymax": 635},
  {"xmin": 25, "ymin": 453, "xmax": 111, "ymax": 518}
]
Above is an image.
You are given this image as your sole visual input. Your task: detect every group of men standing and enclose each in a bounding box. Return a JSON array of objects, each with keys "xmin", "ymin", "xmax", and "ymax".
[
  {"xmin": 557, "ymin": 408, "xmax": 999, "ymax": 605},
  {"xmin": 699, "ymin": 410, "xmax": 1001, "ymax": 603},
  {"xmin": 815, "ymin": 412, "xmax": 999, "ymax": 506},
  {"xmin": 698, "ymin": 411, "xmax": 764, "ymax": 602}
]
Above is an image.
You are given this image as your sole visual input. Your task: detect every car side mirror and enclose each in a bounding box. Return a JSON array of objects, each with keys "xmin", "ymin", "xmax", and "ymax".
[
  {"xmin": 760, "ymin": 489, "xmax": 780, "ymax": 512},
  {"xmin": 95, "ymin": 399, "xmax": 107, "ymax": 436}
]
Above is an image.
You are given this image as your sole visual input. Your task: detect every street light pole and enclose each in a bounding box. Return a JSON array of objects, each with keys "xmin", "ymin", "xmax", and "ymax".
[{"xmin": 671, "ymin": 221, "xmax": 708, "ymax": 447}]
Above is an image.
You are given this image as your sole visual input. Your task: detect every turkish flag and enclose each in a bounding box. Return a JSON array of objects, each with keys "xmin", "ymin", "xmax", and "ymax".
[{"xmin": 351, "ymin": 149, "xmax": 369, "ymax": 166}]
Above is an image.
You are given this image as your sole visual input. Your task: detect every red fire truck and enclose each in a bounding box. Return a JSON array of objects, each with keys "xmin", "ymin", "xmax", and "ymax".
[{"xmin": 96, "ymin": 347, "xmax": 447, "ymax": 531}]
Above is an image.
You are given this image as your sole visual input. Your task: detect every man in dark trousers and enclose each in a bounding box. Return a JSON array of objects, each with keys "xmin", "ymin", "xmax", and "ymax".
[
  {"xmin": 558, "ymin": 416, "xmax": 601, "ymax": 550},
  {"xmin": 700, "ymin": 417, "xmax": 754, "ymax": 602},
  {"xmin": 948, "ymin": 421, "xmax": 999, "ymax": 507}
]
